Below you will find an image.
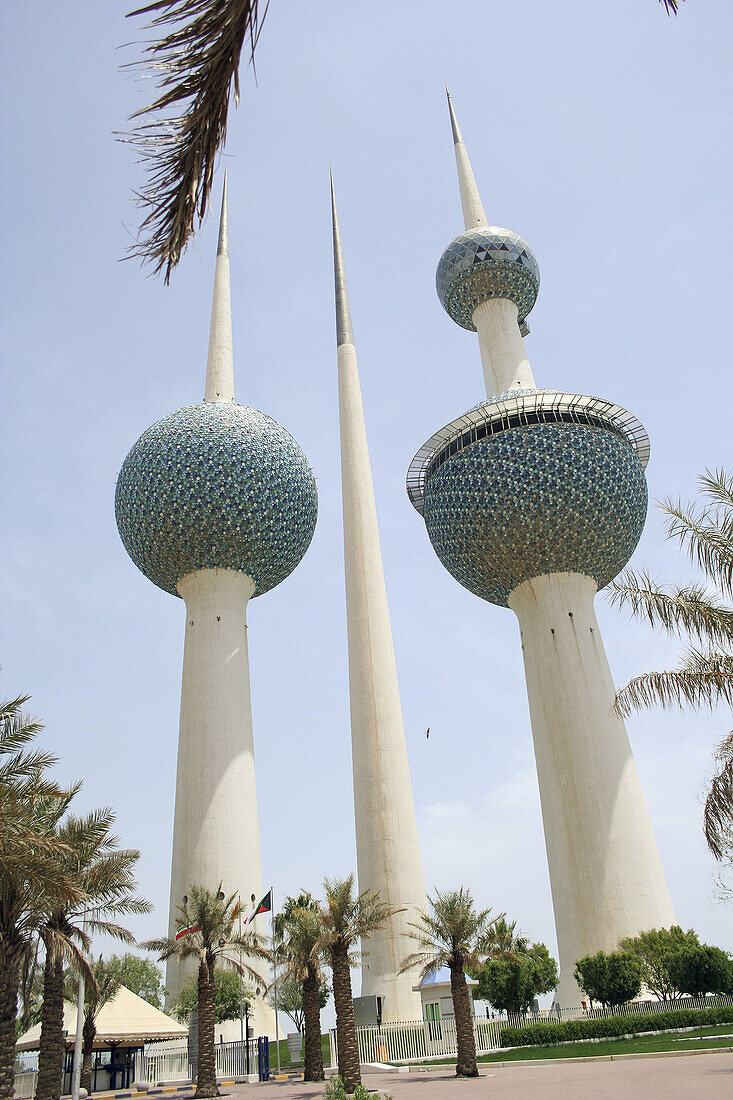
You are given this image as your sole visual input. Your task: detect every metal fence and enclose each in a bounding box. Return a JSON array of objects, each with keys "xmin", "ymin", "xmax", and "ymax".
[
  {"xmin": 505, "ymin": 991, "xmax": 733, "ymax": 1030},
  {"xmin": 352, "ymin": 993, "xmax": 733, "ymax": 1065},
  {"xmin": 354, "ymin": 1015, "xmax": 503, "ymax": 1064},
  {"xmin": 12, "ymin": 1072, "xmax": 37, "ymax": 1100},
  {"xmin": 132, "ymin": 1037, "xmax": 261, "ymax": 1085}
]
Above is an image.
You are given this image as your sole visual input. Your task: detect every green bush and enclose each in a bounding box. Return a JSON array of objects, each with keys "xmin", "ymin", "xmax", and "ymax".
[
  {"xmin": 499, "ymin": 1005, "xmax": 733, "ymax": 1048},
  {"xmin": 323, "ymin": 1076, "xmax": 393, "ymax": 1099}
]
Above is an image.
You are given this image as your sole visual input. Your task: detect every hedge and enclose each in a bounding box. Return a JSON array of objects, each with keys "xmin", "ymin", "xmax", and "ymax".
[{"xmin": 499, "ymin": 1006, "xmax": 733, "ymax": 1047}]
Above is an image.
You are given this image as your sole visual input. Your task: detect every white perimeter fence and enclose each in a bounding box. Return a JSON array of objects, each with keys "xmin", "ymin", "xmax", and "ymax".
[
  {"xmin": 131, "ymin": 1037, "xmax": 261, "ymax": 1085},
  {"xmin": 14, "ymin": 992, "xmax": 733, "ymax": 1094},
  {"xmin": 352, "ymin": 992, "xmax": 733, "ymax": 1065},
  {"xmin": 13, "ymin": 1038, "xmax": 262, "ymax": 1097}
]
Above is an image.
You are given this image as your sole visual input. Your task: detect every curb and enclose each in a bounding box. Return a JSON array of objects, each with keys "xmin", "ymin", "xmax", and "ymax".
[{"xmin": 404, "ymin": 1043, "xmax": 733, "ymax": 1072}]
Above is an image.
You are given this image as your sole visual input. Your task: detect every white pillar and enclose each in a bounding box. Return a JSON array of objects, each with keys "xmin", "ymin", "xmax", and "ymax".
[
  {"xmin": 167, "ymin": 567, "xmax": 273, "ymax": 1033},
  {"xmin": 508, "ymin": 572, "xmax": 675, "ymax": 1007},
  {"xmin": 472, "ymin": 298, "xmax": 535, "ymax": 398},
  {"xmin": 339, "ymin": 341, "xmax": 427, "ymax": 1023}
]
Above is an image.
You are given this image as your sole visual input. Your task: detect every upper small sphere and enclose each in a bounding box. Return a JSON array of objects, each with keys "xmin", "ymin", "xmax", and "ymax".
[
  {"xmin": 436, "ymin": 226, "xmax": 540, "ymax": 330},
  {"xmin": 115, "ymin": 402, "xmax": 318, "ymax": 598},
  {"xmin": 422, "ymin": 421, "xmax": 647, "ymax": 606}
]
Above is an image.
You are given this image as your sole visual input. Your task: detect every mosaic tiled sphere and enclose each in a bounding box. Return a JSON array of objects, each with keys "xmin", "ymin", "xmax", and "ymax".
[
  {"xmin": 422, "ymin": 422, "xmax": 647, "ymax": 607},
  {"xmin": 436, "ymin": 226, "xmax": 540, "ymax": 331},
  {"xmin": 115, "ymin": 402, "xmax": 318, "ymax": 598}
]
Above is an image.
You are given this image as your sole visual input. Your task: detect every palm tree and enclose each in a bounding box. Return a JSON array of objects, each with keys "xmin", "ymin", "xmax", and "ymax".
[
  {"xmin": 487, "ymin": 917, "xmax": 529, "ymax": 957},
  {"xmin": 316, "ymin": 876, "xmax": 393, "ymax": 1094},
  {"xmin": 0, "ymin": 696, "xmax": 80, "ymax": 1100},
  {"xmin": 273, "ymin": 894, "xmax": 326, "ymax": 1082},
  {"xmin": 609, "ymin": 470, "xmax": 733, "ymax": 860},
  {"xmin": 121, "ymin": 0, "xmax": 683, "ymax": 282},
  {"xmin": 35, "ymin": 811, "xmax": 151, "ymax": 1100},
  {"xmin": 400, "ymin": 888, "xmax": 501, "ymax": 1079},
  {"xmin": 72, "ymin": 958, "xmax": 121, "ymax": 1094},
  {"xmin": 145, "ymin": 885, "xmax": 269, "ymax": 1098}
]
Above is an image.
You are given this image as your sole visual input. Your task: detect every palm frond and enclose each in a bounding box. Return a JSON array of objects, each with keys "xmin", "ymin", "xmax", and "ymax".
[
  {"xmin": 615, "ymin": 649, "xmax": 733, "ymax": 716},
  {"xmin": 398, "ymin": 948, "xmax": 448, "ymax": 979},
  {"xmin": 608, "ymin": 571, "xmax": 733, "ymax": 648},
  {"xmin": 700, "ymin": 469, "xmax": 733, "ymax": 513},
  {"xmin": 704, "ymin": 732, "xmax": 733, "ymax": 861},
  {"xmin": 122, "ymin": 0, "xmax": 267, "ymax": 282},
  {"xmin": 659, "ymin": 0, "xmax": 683, "ymax": 12},
  {"xmin": 661, "ymin": 497, "xmax": 733, "ymax": 599}
]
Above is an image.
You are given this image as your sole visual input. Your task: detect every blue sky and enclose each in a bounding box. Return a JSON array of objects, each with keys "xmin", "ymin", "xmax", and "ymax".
[{"xmin": 2, "ymin": 0, "xmax": 732, "ymax": 1013}]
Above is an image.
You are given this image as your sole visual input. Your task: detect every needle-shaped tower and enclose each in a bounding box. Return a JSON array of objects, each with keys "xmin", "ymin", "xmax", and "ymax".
[
  {"xmin": 116, "ymin": 180, "xmax": 318, "ymax": 1022},
  {"xmin": 332, "ymin": 180, "xmax": 426, "ymax": 1022},
  {"xmin": 407, "ymin": 96, "xmax": 675, "ymax": 1006}
]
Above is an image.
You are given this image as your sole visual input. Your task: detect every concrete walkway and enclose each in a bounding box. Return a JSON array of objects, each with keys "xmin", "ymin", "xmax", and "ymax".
[{"xmin": 213, "ymin": 1049, "xmax": 733, "ymax": 1098}]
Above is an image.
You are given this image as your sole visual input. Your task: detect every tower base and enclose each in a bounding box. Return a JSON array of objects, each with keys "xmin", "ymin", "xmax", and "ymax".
[{"xmin": 508, "ymin": 572, "xmax": 675, "ymax": 1007}]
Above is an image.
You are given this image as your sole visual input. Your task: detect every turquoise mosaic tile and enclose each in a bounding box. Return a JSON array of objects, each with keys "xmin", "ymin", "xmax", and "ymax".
[
  {"xmin": 422, "ymin": 421, "xmax": 647, "ymax": 607},
  {"xmin": 115, "ymin": 402, "xmax": 318, "ymax": 598}
]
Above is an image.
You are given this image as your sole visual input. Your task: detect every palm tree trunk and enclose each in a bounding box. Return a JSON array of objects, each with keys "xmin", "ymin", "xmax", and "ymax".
[
  {"xmin": 195, "ymin": 961, "xmax": 218, "ymax": 1098},
  {"xmin": 0, "ymin": 945, "xmax": 24, "ymax": 1100},
  {"xmin": 301, "ymin": 965, "xmax": 324, "ymax": 1082},
  {"xmin": 80, "ymin": 1013, "xmax": 96, "ymax": 1094},
  {"xmin": 330, "ymin": 944, "xmax": 360, "ymax": 1092},
  {"xmin": 35, "ymin": 950, "xmax": 65, "ymax": 1100},
  {"xmin": 450, "ymin": 961, "xmax": 478, "ymax": 1078}
]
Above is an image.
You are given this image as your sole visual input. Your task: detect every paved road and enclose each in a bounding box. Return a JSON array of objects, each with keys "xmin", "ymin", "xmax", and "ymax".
[{"xmin": 221, "ymin": 1050, "xmax": 733, "ymax": 1098}]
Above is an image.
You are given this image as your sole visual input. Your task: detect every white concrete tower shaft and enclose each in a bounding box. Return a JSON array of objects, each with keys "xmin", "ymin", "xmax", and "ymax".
[
  {"xmin": 508, "ymin": 574, "xmax": 675, "ymax": 1006},
  {"xmin": 447, "ymin": 92, "xmax": 535, "ymax": 398},
  {"xmin": 167, "ymin": 183, "xmax": 270, "ymax": 1030},
  {"xmin": 332, "ymin": 179, "xmax": 427, "ymax": 1022},
  {"xmin": 445, "ymin": 98, "xmax": 675, "ymax": 1006}
]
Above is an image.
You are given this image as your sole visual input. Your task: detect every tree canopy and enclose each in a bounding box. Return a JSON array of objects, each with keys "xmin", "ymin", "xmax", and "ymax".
[
  {"xmin": 620, "ymin": 926, "xmax": 701, "ymax": 1001},
  {"xmin": 173, "ymin": 968, "xmax": 255, "ymax": 1024},
  {"xmin": 574, "ymin": 951, "xmax": 642, "ymax": 1008},
  {"xmin": 102, "ymin": 954, "xmax": 165, "ymax": 1010},
  {"xmin": 268, "ymin": 972, "xmax": 329, "ymax": 1035},
  {"xmin": 668, "ymin": 944, "xmax": 732, "ymax": 997},
  {"xmin": 475, "ymin": 942, "xmax": 558, "ymax": 1015}
]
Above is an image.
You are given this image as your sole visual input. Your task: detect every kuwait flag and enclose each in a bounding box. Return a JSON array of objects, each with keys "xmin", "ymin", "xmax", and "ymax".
[
  {"xmin": 175, "ymin": 924, "xmax": 200, "ymax": 940},
  {"xmin": 244, "ymin": 889, "xmax": 273, "ymax": 925}
]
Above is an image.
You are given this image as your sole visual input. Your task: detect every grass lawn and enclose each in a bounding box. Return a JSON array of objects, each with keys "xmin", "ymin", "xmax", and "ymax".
[
  {"xmin": 405, "ymin": 1024, "xmax": 733, "ymax": 1066},
  {"xmin": 266, "ymin": 1034, "xmax": 332, "ymax": 1074}
]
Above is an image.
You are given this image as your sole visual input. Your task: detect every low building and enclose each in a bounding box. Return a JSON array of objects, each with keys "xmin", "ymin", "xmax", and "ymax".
[
  {"xmin": 412, "ymin": 967, "xmax": 478, "ymax": 1030},
  {"xmin": 16, "ymin": 985, "xmax": 187, "ymax": 1093}
]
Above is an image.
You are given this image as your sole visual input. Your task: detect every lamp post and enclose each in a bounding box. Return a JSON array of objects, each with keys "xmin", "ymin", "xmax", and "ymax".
[
  {"xmin": 70, "ymin": 909, "xmax": 87, "ymax": 1100},
  {"xmin": 238, "ymin": 899, "xmax": 244, "ymax": 1043},
  {"xmin": 244, "ymin": 1003, "xmax": 250, "ymax": 1077}
]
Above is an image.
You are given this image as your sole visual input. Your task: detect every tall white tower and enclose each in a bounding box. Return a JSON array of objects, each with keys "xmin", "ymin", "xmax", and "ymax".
[
  {"xmin": 332, "ymin": 181, "xmax": 426, "ymax": 1022},
  {"xmin": 407, "ymin": 96, "xmax": 675, "ymax": 1006},
  {"xmin": 116, "ymin": 181, "xmax": 318, "ymax": 1024}
]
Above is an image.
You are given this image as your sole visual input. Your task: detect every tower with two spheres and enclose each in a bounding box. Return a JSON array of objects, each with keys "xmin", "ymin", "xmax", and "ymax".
[
  {"xmin": 115, "ymin": 181, "xmax": 318, "ymax": 1022},
  {"xmin": 407, "ymin": 96, "xmax": 675, "ymax": 1006}
]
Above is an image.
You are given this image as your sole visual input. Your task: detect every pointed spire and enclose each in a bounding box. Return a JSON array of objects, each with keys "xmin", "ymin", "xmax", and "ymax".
[
  {"xmin": 445, "ymin": 90, "xmax": 488, "ymax": 231},
  {"xmin": 446, "ymin": 86, "xmax": 463, "ymax": 145},
  {"xmin": 330, "ymin": 171, "xmax": 354, "ymax": 348},
  {"xmin": 204, "ymin": 172, "xmax": 235, "ymax": 402}
]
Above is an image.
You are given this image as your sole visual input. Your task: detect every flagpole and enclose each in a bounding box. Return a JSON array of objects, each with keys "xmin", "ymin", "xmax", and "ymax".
[{"xmin": 271, "ymin": 886, "xmax": 280, "ymax": 1074}]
